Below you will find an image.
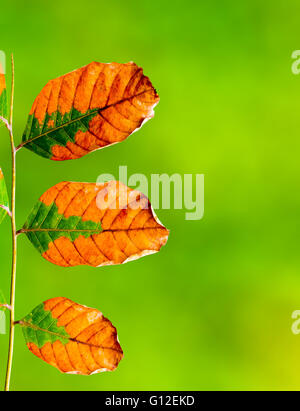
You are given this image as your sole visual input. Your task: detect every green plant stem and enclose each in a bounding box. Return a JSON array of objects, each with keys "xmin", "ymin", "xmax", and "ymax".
[{"xmin": 4, "ymin": 54, "xmax": 17, "ymax": 392}]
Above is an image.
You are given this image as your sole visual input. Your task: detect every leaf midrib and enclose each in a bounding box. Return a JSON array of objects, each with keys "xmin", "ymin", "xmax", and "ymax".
[
  {"xmin": 21, "ymin": 320, "xmax": 122, "ymax": 352},
  {"xmin": 20, "ymin": 227, "xmax": 162, "ymax": 233},
  {"xmin": 19, "ymin": 88, "xmax": 153, "ymax": 149},
  {"xmin": 21, "ymin": 228, "xmax": 102, "ymax": 233}
]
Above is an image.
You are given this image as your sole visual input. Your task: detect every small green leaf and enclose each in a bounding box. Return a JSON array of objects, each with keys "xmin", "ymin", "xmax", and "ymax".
[{"xmin": 0, "ymin": 168, "xmax": 9, "ymax": 224}]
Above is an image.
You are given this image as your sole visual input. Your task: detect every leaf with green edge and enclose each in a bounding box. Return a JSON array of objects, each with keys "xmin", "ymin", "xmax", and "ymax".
[
  {"xmin": 20, "ymin": 180, "xmax": 169, "ymax": 267},
  {"xmin": 0, "ymin": 168, "xmax": 9, "ymax": 224},
  {"xmin": 21, "ymin": 297, "xmax": 123, "ymax": 375},
  {"xmin": 19, "ymin": 61, "xmax": 159, "ymax": 161},
  {"xmin": 0, "ymin": 61, "xmax": 8, "ymax": 123}
]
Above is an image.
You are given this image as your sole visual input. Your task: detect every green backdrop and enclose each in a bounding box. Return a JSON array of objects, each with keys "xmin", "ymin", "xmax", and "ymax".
[{"xmin": 0, "ymin": 0, "xmax": 300, "ymax": 391}]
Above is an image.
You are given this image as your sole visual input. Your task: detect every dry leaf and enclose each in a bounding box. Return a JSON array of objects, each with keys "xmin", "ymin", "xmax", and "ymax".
[
  {"xmin": 21, "ymin": 297, "xmax": 123, "ymax": 375},
  {"xmin": 21, "ymin": 181, "xmax": 169, "ymax": 267},
  {"xmin": 20, "ymin": 62, "xmax": 159, "ymax": 160}
]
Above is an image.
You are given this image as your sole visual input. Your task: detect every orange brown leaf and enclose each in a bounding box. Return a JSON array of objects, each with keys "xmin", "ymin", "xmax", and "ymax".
[
  {"xmin": 21, "ymin": 297, "xmax": 123, "ymax": 375},
  {"xmin": 21, "ymin": 181, "xmax": 169, "ymax": 267},
  {"xmin": 20, "ymin": 62, "xmax": 159, "ymax": 160}
]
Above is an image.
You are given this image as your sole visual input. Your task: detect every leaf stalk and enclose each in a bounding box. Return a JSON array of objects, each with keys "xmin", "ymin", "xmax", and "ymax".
[
  {"xmin": 0, "ymin": 304, "xmax": 12, "ymax": 311},
  {"xmin": 0, "ymin": 204, "xmax": 12, "ymax": 217}
]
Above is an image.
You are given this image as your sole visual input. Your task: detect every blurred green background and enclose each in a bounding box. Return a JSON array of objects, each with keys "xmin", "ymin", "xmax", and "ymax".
[{"xmin": 0, "ymin": 0, "xmax": 300, "ymax": 391}]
